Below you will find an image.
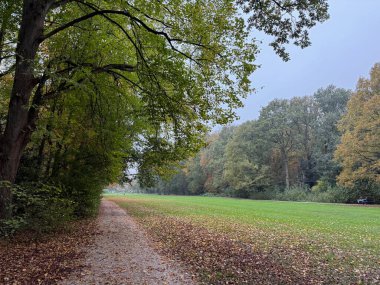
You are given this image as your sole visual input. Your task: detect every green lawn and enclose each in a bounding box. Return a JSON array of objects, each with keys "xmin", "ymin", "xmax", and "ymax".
[{"xmin": 107, "ymin": 194, "xmax": 380, "ymax": 284}]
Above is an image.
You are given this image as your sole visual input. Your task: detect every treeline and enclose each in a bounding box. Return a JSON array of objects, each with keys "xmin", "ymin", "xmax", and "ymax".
[{"xmin": 146, "ymin": 64, "xmax": 380, "ymax": 203}]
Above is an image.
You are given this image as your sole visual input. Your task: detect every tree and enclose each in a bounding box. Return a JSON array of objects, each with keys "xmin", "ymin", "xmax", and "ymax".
[
  {"xmin": 313, "ymin": 85, "xmax": 351, "ymax": 184},
  {"xmin": 289, "ymin": 96, "xmax": 318, "ymax": 186},
  {"xmin": 203, "ymin": 126, "xmax": 235, "ymax": 194},
  {"xmin": 224, "ymin": 121, "xmax": 270, "ymax": 197},
  {"xmin": 186, "ymin": 155, "xmax": 206, "ymax": 195},
  {"xmin": 237, "ymin": 0, "xmax": 329, "ymax": 61},
  {"xmin": 258, "ymin": 100, "xmax": 296, "ymax": 188},
  {"xmin": 0, "ymin": 0, "xmax": 329, "ymax": 219},
  {"xmin": 335, "ymin": 63, "xmax": 380, "ymax": 191}
]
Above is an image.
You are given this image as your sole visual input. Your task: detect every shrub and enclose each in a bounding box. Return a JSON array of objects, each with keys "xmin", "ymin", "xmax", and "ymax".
[
  {"xmin": 311, "ymin": 178, "xmax": 330, "ymax": 193},
  {"xmin": 249, "ymin": 188, "xmax": 280, "ymax": 200},
  {"xmin": 0, "ymin": 182, "xmax": 75, "ymax": 236},
  {"xmin": 276, "ymin": 185, "xmax": 310, "ymax": 202},
  {"xmin": 0, "ymin": 216, "xmax": 27, "ymax": 237}
]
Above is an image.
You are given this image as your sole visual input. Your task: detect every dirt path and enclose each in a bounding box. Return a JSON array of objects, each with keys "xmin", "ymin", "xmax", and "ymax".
[{"xmin": 60, "ymin": 199, "xmax": 195, "ymax": 285}]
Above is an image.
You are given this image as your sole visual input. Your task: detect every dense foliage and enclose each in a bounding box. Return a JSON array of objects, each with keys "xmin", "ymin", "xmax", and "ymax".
[
  {"xmin": 335, "ymin": 63, "xmax": 380, "ymax": 197},
  {"xmin": 144, "ymin": 70, "xmax": 379, "ymax": 203},
  {"xmin": 0, "ymin": 0, "xmax": 329, "ymax": 231}
]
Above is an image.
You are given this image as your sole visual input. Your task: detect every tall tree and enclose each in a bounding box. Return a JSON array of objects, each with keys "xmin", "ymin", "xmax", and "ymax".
[
  {"xmin": 289, "ymin": 96, "xmax": 318, "ymax": 186},
  {"xmin": 335, "ymin": 63, "xmax": 380, "ymax": 191},
  {"xmin": 186, "ymin": 155, "xmax": 206, "ymax": 195},
  {"xmin": 258, "ymin": 100, "xmax": 296, "ymax": 188},
  {"xmin": 313, "ymin": 85, "xmax": 351, "ymax": 184},
  {"xmin": 224, "ymin": 121, "xmax": 270, "ymax": 197},
  {"xmin": 203, "ymin": 126, "xmax": 235, "ymax": 193}
]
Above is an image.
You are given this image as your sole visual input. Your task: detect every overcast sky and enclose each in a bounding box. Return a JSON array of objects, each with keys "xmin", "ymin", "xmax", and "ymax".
[{"xmin": 234, "ymin": 0, "xmax": 380, "ymax": 123}]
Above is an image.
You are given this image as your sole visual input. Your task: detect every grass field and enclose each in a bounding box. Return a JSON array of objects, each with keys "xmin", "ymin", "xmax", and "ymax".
[{"xmin": 107, "ymin": 194, "xmax": 380, "ymax": 284}]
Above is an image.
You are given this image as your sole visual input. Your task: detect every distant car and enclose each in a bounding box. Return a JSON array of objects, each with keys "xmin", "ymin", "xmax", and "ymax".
[{"xmin": 357, "ymin": 198, "xmax": 372, "ymax": 204}]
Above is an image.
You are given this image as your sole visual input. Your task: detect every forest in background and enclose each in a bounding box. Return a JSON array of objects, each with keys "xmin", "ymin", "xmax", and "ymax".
[{"xmin": 139, "ymin": 64, "xmax": 380, "ymax": 203}]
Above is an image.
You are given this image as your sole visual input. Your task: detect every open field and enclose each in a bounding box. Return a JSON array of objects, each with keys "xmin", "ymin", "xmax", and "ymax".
[{"xmin": 108, "ymin": 194, "xmax": 380, "ymax": 284}]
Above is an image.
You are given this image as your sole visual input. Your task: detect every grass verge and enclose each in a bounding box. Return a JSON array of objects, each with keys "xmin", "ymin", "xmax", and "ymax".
[{"xmin": 108, "ymin": 194, "xmax": 380, "ymax": 284}]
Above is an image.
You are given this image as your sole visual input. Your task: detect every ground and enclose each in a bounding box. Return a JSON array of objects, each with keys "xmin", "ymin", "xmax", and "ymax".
[
  {"xmin": 0, "ymin": 216, "xmax": 96, "ymax": 284},
  {"xmin": 110, "ymin": 194, "xmax": 380, "ymax": 285},
  {"xmin": 0, "ymin": 199, "xmax": 194, "ymax": 285},
  {"xmin": 60, "ymin": 199, "xmax": 194, "ymax": 285},
  {"xmin": 1, "ymin": 195, "xmax": 379, "ymax": 284}
]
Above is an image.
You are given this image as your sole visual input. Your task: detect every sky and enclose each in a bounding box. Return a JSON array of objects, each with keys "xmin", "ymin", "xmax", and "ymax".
[{"xmin": 235, "ymin": 0, "xmax": 380, "ymax": 123}]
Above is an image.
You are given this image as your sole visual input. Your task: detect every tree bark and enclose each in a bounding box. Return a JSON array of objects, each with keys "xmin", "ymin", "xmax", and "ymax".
[{"xmin": 0, "ymin": 0, "xmax": 51, "ymax": 219}]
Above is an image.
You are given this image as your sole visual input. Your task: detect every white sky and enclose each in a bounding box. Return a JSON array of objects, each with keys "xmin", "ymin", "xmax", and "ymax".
[{"xmin": 235, "ymin": 0, "xmax": 380, "ymax": 123}]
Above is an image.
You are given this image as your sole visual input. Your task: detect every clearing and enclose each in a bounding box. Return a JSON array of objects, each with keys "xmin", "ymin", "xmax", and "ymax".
[{"xmin": 109, "ymin": 194, "xmax": 380, "ymax": 284}]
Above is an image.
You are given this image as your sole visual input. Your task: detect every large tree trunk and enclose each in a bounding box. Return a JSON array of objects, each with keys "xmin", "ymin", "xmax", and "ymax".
[{"xmin": 0, "ymin": 0, "xmax": 50, "ymax": 220}]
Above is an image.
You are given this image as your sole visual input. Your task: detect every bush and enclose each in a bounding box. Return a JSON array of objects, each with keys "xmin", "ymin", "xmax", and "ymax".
[
  {"xmin": 249, "ymin": 188, "xmax": 280, "ymax": 200},
  {"xmin": 0, "ymin": 182, "xmax": 75, "ymax": 236},
  {"xmin": 324, "ymin": 186, "xmax": 352, "ymax": 203},
  {"xmin": 202, "ymin": 182, "xmax": 379, "ymax": 204},
  {"xmin": 65, "ymin": 182, "xmax": 102, "ymax": 217},
  {"xmin": 311, "ymin": 178, "xmax": 330, "ymax": 193},
  {"xmin": 0, "ymin": 216, "xmax": 27, "ymax": 237},
  {"xmin": 349, "ymin": 180, "xmax": 380, "ymax": 204},
  {"xmin": 276, "ymin": 185, "xmax": 310, "ymax": 202},
  {"xmin": 200, "ymin": 192, "xmax": 226, "ymax": 197}
]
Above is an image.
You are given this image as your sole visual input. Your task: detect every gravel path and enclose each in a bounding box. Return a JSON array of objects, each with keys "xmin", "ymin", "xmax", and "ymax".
[{"xmin": 60, "ymin": 199, "xmax": 195, "ymax": 285}]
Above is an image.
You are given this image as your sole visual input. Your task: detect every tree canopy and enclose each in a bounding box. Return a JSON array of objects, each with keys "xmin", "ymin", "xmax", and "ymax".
[
  {"xmin": 335, "ymin": 63, "xmax": 380, "ymax": 190},
  {"xmin": 147, "ymin": 85, "xmax": 361, "ymax": 202}
]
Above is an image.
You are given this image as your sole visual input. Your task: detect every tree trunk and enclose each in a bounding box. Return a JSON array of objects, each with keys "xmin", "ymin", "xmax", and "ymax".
[
  {"xmin": 0, "ymin": 0, "xmax": 50, "ymax": 219},
  {"xmin": 282, "ymin": 150, "xmax": 290, "ymax": 189},
  {"xmin": 0, "ymin": 186, "xmax": 12, "ymax": 220}
]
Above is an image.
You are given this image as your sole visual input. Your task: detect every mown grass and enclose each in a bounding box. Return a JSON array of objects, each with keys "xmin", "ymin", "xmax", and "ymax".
[{"xmin": 107, "ymin": 194, "xmax": 380, "ymax": 284}]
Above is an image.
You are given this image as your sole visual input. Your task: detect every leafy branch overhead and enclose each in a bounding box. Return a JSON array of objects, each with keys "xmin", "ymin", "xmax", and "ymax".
[{"xmin": 238, "ymin": 0, "xmax": 329, "ymax": 61}]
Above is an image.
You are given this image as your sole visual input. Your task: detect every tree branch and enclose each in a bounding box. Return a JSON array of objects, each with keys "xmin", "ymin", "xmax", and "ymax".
[
  {"xmin": 0, "ymin": 63, "xmax": 15, "ymax": 78},
  {"xmin": 64, "ymin": 60, "xmax": 136, "ymax": 73},
  {"xmin": 40, "ymin": 6, "xmax": 205, "ymax": 64}
]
